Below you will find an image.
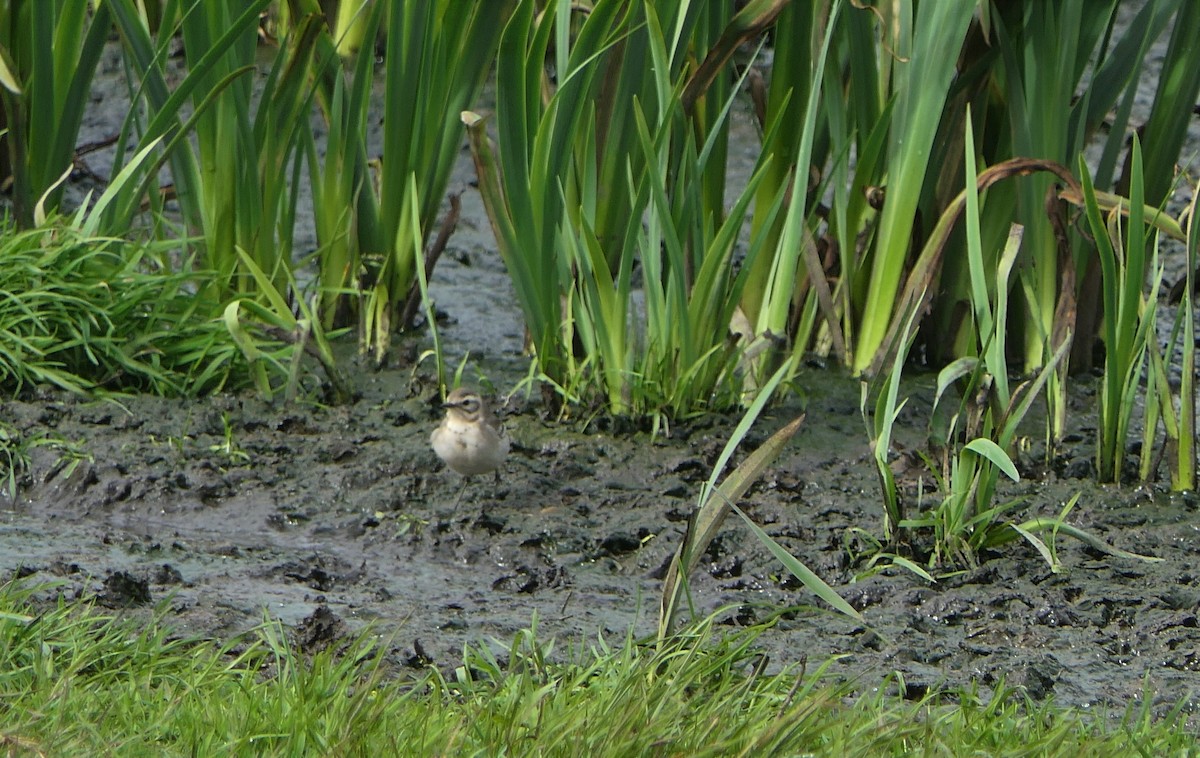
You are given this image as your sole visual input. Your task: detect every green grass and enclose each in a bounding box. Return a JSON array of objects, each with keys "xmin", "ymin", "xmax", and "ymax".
[
  {"xmin": 0, "ymin": 214, "xmax": 351, "ymax": 402},
  {"xmin": 0, "ymin": 220, "xmax": 246, "ymax": 396},
  {"xmin": 0, "ymin": 580, "xmax": 1192, "ymax": 755}
]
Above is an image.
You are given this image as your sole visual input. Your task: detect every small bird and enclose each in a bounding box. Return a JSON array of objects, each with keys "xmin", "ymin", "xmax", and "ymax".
[{"xmin": 431, "ymin": 387, "xmax": 510, "ymax": 481}]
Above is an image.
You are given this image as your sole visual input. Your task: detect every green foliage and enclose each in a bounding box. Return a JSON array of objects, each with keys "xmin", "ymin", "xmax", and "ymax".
[
  {"xmin": 108, "ymin": 0, "xmax": 308, "ymax": 302},
  {"xmin": 722, "ymin": 0, "xmax": 1200, "ymax": 414},
  {"xmin": 0, "ymin": 220, "xmax": 245, "ymax": 396},
  {"xmin": 1137, "ymin": 178, "xmax": 1198, "ymax": 489},
  {"xmin": 1083, "ymin": 138, "xmax": 1158, "ymax": 483},
  {"xmin": 862, "ymin": 301, "xmax": 921, "ymax": 544},
  {"xmin": 0, "ymin": 0, "xmax": 111, "ymax": 226},
  {"xmin": 471, "ymin": 0, "xmax": 796, "ymax": 421},
  {"xmin": 859, "ymin": 119, "xmax": 1163, "ymax": 573},
  {"xmin": 851, "ymin": 1, "xmax": 977, "ymax": 374},
  {"xmin": 465, "ymin": 0, "xmax": 630, "ymax": 403},
  {"xmin": 222, "ymin": 249, "xmax": 351, "ymax": 404},
  {"xmin": 660, "ymin": 360, "xmax": 859, "ymax": 639},
  {"xmin": 303, "ymin": 0, "xmax": 512, "ymax": 362},
  {"xmin": 0, "ymin": 580, "xmax": 1192, "ymax": 755},
  {"xmin": 1139, "ymin": 0, "xmax": 1200, "ymax": 208},
  {"xmin": 984, "ymin": 0, "xmax": 1158, "ymax": 375}
]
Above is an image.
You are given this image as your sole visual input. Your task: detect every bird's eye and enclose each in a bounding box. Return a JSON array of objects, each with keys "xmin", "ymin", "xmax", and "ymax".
[{"xmin": 461, "ymin": 398, "xmax": 480, "ymax": 413}]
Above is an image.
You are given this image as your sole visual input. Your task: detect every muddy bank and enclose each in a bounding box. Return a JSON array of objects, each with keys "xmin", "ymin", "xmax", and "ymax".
[{"xmin": 2, "ymin": 361, "xmax": 1198, "ymax": 725}]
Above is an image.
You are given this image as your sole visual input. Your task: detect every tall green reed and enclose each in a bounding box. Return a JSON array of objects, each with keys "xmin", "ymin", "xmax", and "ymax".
[
  {"xmin": 370, "ymin": 0, "xmax": 510, "ymax": 348},
  {"xmin": 741, "ymin": 0, "xmax": 845, "ymax": 390},
  {"xmin": 54, "ymin": 0, "xmax": 355, "ymax": 401},
  {"xmin": 8, "ymin": 0, "xmax": 512, "ymax": 380},
  {"xmin": 297, "ymin": 0, "xmax": 513, "ymax": 362},
  {"xmin": 106, "ymin": 0, "xmax": 290, "ymax": 295},
  {"xmin": 0, "ymin": 0, "xmax": 111, "ymax": 226},
  {"xmin": 1138, "ymin": 1, "xmax": 1200, "ymax": 210},
  {"xmin": 1141, "ymin": 181, "xmax": 1197, "ymax": 490},
  {"xmin": 977, "ymin": 1, "xmax": 1180, "ymax": 447},
  {"xmin": 857, "ymin": 114, "xmax": 1159, "ymax": 573},
  {"xmin": 302, "ymin": 3, "xmax": 377, "ymax": 337},
  {"xmin": 1083, "ymin": 138, "xmax": 1196, "ymax": 487},
  {"xmin": 568, "ymin": 2, "xmax": 791, "ymax": 422},
  {"xmin": 729, "ymin": 0, "xmax": 1196, "ymax": 408},
  {"xmin": 849, "ymin": 1, "xmax": 976, "ymax": 375},
  {"xmin": 913, "ymin": 114, "xmax": 1069, "ymax": 567},
  {"xmin": 466, "ymin": 0, "xmax": 629, "ymax": 404},
  {"xmin": 471, "ymin": 0, "xmax": 794, "ymax": 421},
  {"xmin": 1083, "ymin": 138, "xmax": 1154, "ymax": 483}
]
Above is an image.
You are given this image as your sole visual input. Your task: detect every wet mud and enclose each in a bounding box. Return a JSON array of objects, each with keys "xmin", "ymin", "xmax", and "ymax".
[{"xmin": 3, "ymin": 358, "xmax": 1199, "ymax": 724}]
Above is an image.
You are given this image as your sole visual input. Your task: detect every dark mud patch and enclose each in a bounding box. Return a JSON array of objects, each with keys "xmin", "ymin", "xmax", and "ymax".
[{"xmin": 3, "ymin": 369, "xmax": 1198, "ymax": 726}]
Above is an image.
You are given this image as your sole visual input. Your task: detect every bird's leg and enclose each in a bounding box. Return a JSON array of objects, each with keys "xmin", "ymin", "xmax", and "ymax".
[{"xmin": 449, "ymin": 478, "xmax": 469, "ymax": 516}]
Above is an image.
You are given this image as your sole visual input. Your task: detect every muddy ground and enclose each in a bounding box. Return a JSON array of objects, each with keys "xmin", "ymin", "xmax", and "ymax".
[
  {"xmin": 4, "ymin": 12, "xmax": 1200, "ymax": 730},
  {"xmin": 3, "ymin": 336, "xmax": 1199, "ymax": 725}
]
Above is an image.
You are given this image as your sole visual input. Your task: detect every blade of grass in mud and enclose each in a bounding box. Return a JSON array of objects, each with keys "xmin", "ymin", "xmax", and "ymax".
[
  {"xmin": 659, "ymin": 360, "xmax": 800, "ymax": 637},
  {"xmin": 993, "ymin": 518, "xmax": 1164, "ymax": 563},
  {"xmin": 727, "ymin": 500, "xmax": 861, "ymax": 620}
]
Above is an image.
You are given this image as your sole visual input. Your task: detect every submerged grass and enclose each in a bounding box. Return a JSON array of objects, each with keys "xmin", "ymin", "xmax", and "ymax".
[{"xmin": 0, "ymin": 580, "xmax": 1192, "ymax": 755}]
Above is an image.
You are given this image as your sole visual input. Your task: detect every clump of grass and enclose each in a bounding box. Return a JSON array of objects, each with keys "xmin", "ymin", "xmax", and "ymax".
[
  {"xmin": 0, "ymin": 579, "xmax": 1193, "ymax": 754},
  {"xmin": 0, "ymin": 221, "xmax": 245, "ymax": 396}
]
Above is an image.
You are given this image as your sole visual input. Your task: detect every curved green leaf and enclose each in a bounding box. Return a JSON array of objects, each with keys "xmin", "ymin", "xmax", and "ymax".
[{"xmin": 964, "ymin": 438, "xmax": 1019, "ymax": 482}]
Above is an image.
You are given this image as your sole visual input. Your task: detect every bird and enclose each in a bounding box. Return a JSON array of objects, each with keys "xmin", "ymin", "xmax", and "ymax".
[{"xmin": 431, "ymin": 388, "xmax": 510, "ymax": 508}]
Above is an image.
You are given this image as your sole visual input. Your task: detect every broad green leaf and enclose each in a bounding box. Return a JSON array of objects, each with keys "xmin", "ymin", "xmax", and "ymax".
[{"xmin": 963, "ymin": 438, "xmax": 1019, "ymax": 482}]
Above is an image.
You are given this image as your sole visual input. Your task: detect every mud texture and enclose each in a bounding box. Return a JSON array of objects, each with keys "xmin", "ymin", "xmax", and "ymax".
[{"xmin": 3, "ymin": 362, "xmax": 1199, "ymax": 725}]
